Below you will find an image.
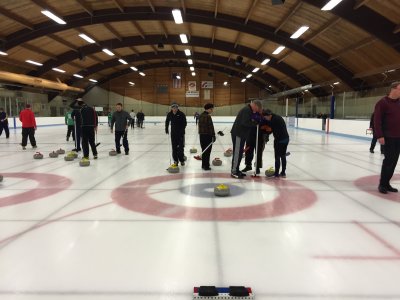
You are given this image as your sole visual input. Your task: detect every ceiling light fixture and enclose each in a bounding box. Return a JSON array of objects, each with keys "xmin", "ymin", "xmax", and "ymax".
[
  {"xmin": 41, "ymin": 10, "xmax": 66, "ymax": 25},
  {"xmin": 246, "ymin": 74, "xmax": 252, "ymax": 78},
  {"xmin": 0, "ymin": 51, "xmax": 8, "ymax": 56},
  {"xmin": 129, "ymin": 81, "xmax": 135, "ymax": 85},
  {"xmin": 333, "ymin": 81, "xmax": 340, "ymax": 85},
  {"xmin": 241, "ymin": 79, "xmax": 246, "ymax": 83},
  {"xmin": 190, "ymin": 66, "xmax": 194, "ymax": 71},
  {"xmin": 89, "ymin": 79, "xmax": 98, "ymax": 83},
  {"xmin": 172, "ymin": 9, "xmax": 183, "ymax": 24},
  {"xmin": 387, "ymin": 69, "xmax": 396, "ymax": 73},
  {"xmin": 73, "ymin": 74, "xmax": 83, "ymax": 78},
  {"xmin": 176, "ymin": 75, "xmax": 181, "ymax": 80},
  {"xmin": 118, "ymin": 59, "xmax": 128, "ymax": 64},
  {"xmin": 290, "ymin": 26, "xmax": 309, "ymax": 39},
  {"xmin": 261, "ymin": 58, "xmax": 270, "ymax": 65},
  {"xmin": 79, "ymin": 34, "xmax": 96, "ymax": 44},
  {"xmin": 26, "ymin": 60, "xmax": 43, "ymax": 66},
  {"xmin": 130, "ymin": 66, "xmax": 138, "ymax": 71},
  {"xmin": 272, "ymin": 46, "xmax": 285, "ymax": 55},
  {"xmin": 187, "ymin": 59, "xmax": 193, "ymax": 65},
  {"xmin": 191, "ymin": 72, "xmax": 196, "ymax": 76},
  {"xmin": 102, "ymin": 49, "xmax": 115, "ymax": 56},
  {"xmin": 184, "ymin": 49, "xmax": 191, "ymax": 56},
  {"xmin": 139, "ymin": 72, "xmax": 146, "ymax": 76},
  {"xmin": 223, "ymin": 81, "xmax": 228, "ymax": 86},
  {"xmin": 321, "ymin": 0, "xmax": 343, "ymax": 11},
  {"xmin": 252, "ymin": 67, "xmax": 260, "ymax": 73},
  {"xmin": 52, "ymin": 68, "xmax": 65, "ymax": 73},
  {"xmin": 180, "ymin": 34, "xmax": 188, "ymax": 44}
]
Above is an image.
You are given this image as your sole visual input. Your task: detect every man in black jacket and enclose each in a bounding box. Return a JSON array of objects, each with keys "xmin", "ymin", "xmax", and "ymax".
[
  {"xmin": 111, "ymin": 103, "xmax": 132, "ymax": 155},
  {"xmin": 230, "ymin": 100, "xmax": 262, "ymax": 178},
  {"xmin": 70, "ymin": 98, "xmax": 83, "ymax": 152},
  {"xmin": 165, "ymin": 103, "xmax": 187, "ymax": 166},
  {"xmin": 198, "ymin": 103, "xmax": 215, "ymax": 170},
  {"xmin": 264, "ymin": 109, "xmax": 289, "ymax": 178},
  {"xmin": 79, "ymin": 100, "xmax": 98, "ymax": 160}
]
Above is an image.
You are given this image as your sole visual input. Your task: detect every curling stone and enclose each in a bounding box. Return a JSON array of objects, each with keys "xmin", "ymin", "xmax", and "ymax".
[
  {"xmin": 167, "ymin": 163, "xmax": 180, "ymax": 173},
  {"xmin": 109, "ymin": 149, "xmax": 118, "ymax": 156},
  {"xmin": 33, "ymin": 152, "xmax": 43, "ymax": 159},
  {"xmin": 49, "ymin": 151, "xmax": 59, "ymax": 158},
  {"xmin": 79, "ymin": 158, "xmax": 90, "ymax": 167},
  {"xmin": 212, "ymin": 158, "xmax": 222, "ymax": 166},
  {"xmin": 224, "ymin": 148, "xmax": 233, "ymax": 157},
  {"xmin": 56, "ymin": 148, "xmax": 65, "ymax": 155},
  {"xmin": 68, "ymin": 151, "xmax": 78, "ymax": 158},
  {"xmin": 0, "ymin": 174, "xmax": 3, "ymax": 182},
  {"xmin": 265, "ymin": 167, "xmax": 275, "ymax": 177},
  {"xmin": 64, "ymin": 152, "xmax": 76, "ymax": 161},
  {"xmin": 214, "ymin": 184, "xmax": 230, "ymax": 197},
  {"xmin": 190, "ymin": 147, "xmax": 198, "ymax": 154}
]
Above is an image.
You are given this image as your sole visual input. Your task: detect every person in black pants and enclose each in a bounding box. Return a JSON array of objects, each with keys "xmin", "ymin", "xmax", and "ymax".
[
  {"xmin": 111, "ymin": 103, "xmax": 132, "ymax": 155},
  {"xmin": 70, "ymin": 98, "xmax": 83, "ymax": 152},
  {"xmin": 165, "ymin": 103, "xmax": 187, "ymax": 166},
  {"xmin": 264, "ymin": 109, "xmax": 289, "ymax": 178},
  {"xmin": 198, "ymin": 103, "xmax": 215, "ymax": 170},
  {"xmin": 79, "ymin": 101, "xmax": 98, "ymax": 160},
  {"xmin": 374, "ymin": 81, "xmax": 400, "ymax": 194},
  {"xmin": 369, "ymin": 112, "xmax": 384, "ymax": 154},
  {"xmin": 0, "ymin": 107, "xmax": 9, "ymax": 139}
]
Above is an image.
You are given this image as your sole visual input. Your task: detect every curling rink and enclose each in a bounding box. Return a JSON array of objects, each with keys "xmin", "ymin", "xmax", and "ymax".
[{"xmin": 1, "ymin": 121, "xmax": 400, "ymax": 300}]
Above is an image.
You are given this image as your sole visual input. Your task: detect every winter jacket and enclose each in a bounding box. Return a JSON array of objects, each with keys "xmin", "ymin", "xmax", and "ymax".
[
  {"xmin": 231, "ymin": 104, "xmax": 257, "ymax": 139},
  {"xmin": 80, "ymin": 105, "xmax": 98, "ymax": 127},
  {"xmin": 165, "ymin": 110, "xmax": 187, "ymax": 135},
  {"xmin": 198, "ymin": 111, "xmax": 215, "ymax": 136},
  {"xmin": 19, "ymin": 109, "xmax": 36, "ymax": 128},
  {"xmin": 111, "ymin": 110, "xmax": 132, "ymax": 131}
]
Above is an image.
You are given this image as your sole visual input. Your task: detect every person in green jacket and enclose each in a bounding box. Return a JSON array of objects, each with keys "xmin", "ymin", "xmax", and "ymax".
[{"xmin": 65, "ymin": 110, "xmax": 75, "ymax": 142}]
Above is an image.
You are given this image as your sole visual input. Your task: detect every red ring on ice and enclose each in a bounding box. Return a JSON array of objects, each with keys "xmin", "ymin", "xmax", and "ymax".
[
  {"xmin": 0, "ymin": 173, "xmax": 72, "ymax": 207},
  {"xmin": 354, "ymin": 174, "xmax": 400, "ymax": 202},
  {"xmin": 112, "ymin": 173, "xmax": 317, "ymax": 220}
]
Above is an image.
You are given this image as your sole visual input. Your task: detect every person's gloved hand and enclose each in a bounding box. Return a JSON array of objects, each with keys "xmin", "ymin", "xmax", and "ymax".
[
  {"xmin": 212, "ymin": 135, "xmax": 216, "ymax": 143},
  {"xmin": 217, "ymin": 130, "xmax": 224, "ymax": 136},
  {"xmin": 165, "ymin": 129, "xmax": 169, "ymax": 135}
]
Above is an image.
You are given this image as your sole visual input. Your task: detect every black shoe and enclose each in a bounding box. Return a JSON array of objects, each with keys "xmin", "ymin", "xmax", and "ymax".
[
  {"xmin": 116, "ymin": 150, "xmax": 121, "ymax": 154},
  {"xmin": 32, "ymin": 145, "xmax": 37, "ymax": 149},
  {"xmin": 370, "ymin": 149, "xmax": 374, "ymax": 153},
  {"xmin": 387, "ymin": 185, "xmax": 398, "ymax": 193},
  {"xmin": 231, "ymin": 172, "xmax": 244, "ymax": 179},
  {"xmin": 280, "ymin": 172, "xmax": 286, "ymax": 178},
  {"xmin": 125, "ymin": 152, "xmax": 129, "ymax": 155},
  {"xmin": 203, "ymin": 167, "xmax": 211, "ymax": 170},
  {"xmin": 72, "ymin": 148, "xmax": 81, "ymax": 152},
  {"xmin": 180, "ymin": 161, "xmax": 185, "ymax": 166},
  {"xmin": 238, "ymin": 171, "xmax": 247, "ymax": 177},
  {"xmin": 256, "ymin": 168, "xmax": 260, "ymax": 175},
  {"xmin": 274, "ymin": 173, "xmax": 280, "ymax": 178},
  {"xmin": 241, "ymin": 165, "xmax": 252, "ymax": 172},
  {"xmin": 378, "ymin": 185, "xmax": 388, "ymax": 194},
  {"xmin": 66, "ymin": 136, "xmax": 69, "ymax": 141},
  {"xmin": 93, "ymin": 155, "xmax": 98, "ymax": 159}
]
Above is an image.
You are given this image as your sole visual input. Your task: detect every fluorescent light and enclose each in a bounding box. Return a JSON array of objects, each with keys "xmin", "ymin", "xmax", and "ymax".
[
  {"xmin": 191, "ymin": 72, "xmax": 196, "ymax": 76},
  {"xmin": 241, "ymin": 79, "xmax": 246, "ymax": 83},
  {"xmin": 176, "ymin": 75, "xmax": 181, "ymax": 79},
  {"xmin": 139, "ymin": 72, "xmax": 145, "ymax": 76},
  {"xmin": 130, "ymin": 66, "xmax": 138, "ymax": 71},
  {"xmin": 272, "ymin": 46, "xmax": 285, "ymax": 55},
  {"xmin": 184, "ymin": 49, "xmax": 191, "ymax": 56},
  {"xmin": 269, "ymin": 85, "xmax": 272, "ymax": 87},
  {"xmin": 129, "ymin": 81, "xmax": 135, "ymax": 85},
  {"xmin": 118, "ymin": 59, "xmax": 128, "ymax": 64},
  {"xmin": 41, "ymin": 10, "xmax": 66, "ymax": 25},
  {"xmin": 26, "ymin": 60, "xmax": 43, "ymax": 66},
  {"xmin": 187, "ymin": 59, "xmax": 193, "ymax": 65},
  {"xmin": 52, "ymin": 68, "xmax": 65, "ymax": 73},
  {"xmin": 180, "ymin": 34, "xmax": 188, "ymax": 44},
  {"xmin": 304, "ymin": 89, "xmax": 309, "ymax": 92},
  {"xmin": 190, "ymin": 66, "xmax": 194, "ymax": 71},
  {"xmin": 246, "ymin": 74, "xmax": 252, "ymax": 78},
  {"xmin": 261, "ymin": 58, "xmax": 270, "ymax": 65},
  {"xmin": 333, "ymin": 81, "xmax": 340, "ymax": 85},
  {"xmin": 73, "ymin": 74, "xmax": 83, "ymax": 78},
  {"xmin": 172, "ymin": 9, "xmax": 183, "ymax": 24},
  {"xmin": 290, "ymin": 26, "xmax": 309, "ymax": 39},
  {"xmin": 0, "ymin": 51, "xmax": 8, "ymax": 56},
  {"xmin": 79, "ymin": 33, "xmax": 96, "ymax": 44},
  {"xmin": 102, "ymin": 49, "xmax": 115, "ymax": 56},
  {"xmin": 223, "ymin": 81, "xmax": 228, "ymax": 86},
  {"xmin": 252, "ymin": 67, "xmax": 260, "ymax": 73},
  {"xmin": 387, "ymin": 69, "xmax": 396, "ymax": 73},
  {"xmin": 321, "ymin": 0, "xmax": 343, "ymax": 11},
  {"xmin": 89, "ymin": 79, "xmax": 97, "ymax": 83}
]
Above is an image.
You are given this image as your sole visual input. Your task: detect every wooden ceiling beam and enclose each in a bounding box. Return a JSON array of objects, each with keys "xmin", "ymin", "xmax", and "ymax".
[
  {"xmin": 0, "ymin": 7, "xmax": 34, "ymax": 30},
  {"xmin": 303, "ymin": 17, "xmax": 340, "ymax": 45},
  {"xmin": 75, "ymin": 0, "xmax": 93, "ymax": 16},
  {"xmin": 49, "ymin": 35, "xmax": 78, "ymax": 52},
  {"xmin": 394, "ymin": 24, "xmax": 400, "ymax": 34},
  {"xmin": 353, "ymin": 63, "xmax": 400, "ymax": 78},
  {"xmin": 159, "ymin": 21, "xmax": 168, "ymax": 38},
  {"xmin": 87, "ymin": 55, "xmax": 104, "ymax": 65},
  {"xmin": 147, "ymin": 0, "xmax": 155, "ymax": 12},
  {"xmin": 181, "ymin": 0, "xmax": 186, "ymax": 14},
  {"xmin": 68, "ymin": 61, "xmax": 86, "ymax": 70},
  {"xmin": 111, "ymin": 0, "xmax": 124, "ymax": 12},
  {"xmin": 353, "ymin": 0, "xmax": 371, "ymax": 10},
  {"xmin": 329, "ymin": 37, "xmax": 376, "ymax": 61},
  {"xmin": 233, "ymin": 32, "xmax": 241, "ymax": 48},
  {"xmin": 104, "ymin": 23, "xmax": 122, "ymax": 41},
  {"xmin": 245, "ymin": 0, "xmax": 259, "ymax": 25},
  {"xmin": 131, "ymin": 21, "xmax": 145, "ymax": 39},
  {"xmin": 256, "ymin": 40, "xmax": 268, "ymax": 55},
  {"xmin": 211, "ymin": 26, "xmax": 216, "ymax": 43},
  {"xmin": 21, "ymin": 44, "xmax": 57, "ymax": 60},
  {"xmin": 0, "ymin": 56, "xmax": 36, "ymax": 71},
  {"xmin": 277, "ymin": 50, "xmax": 293, "ymax": 64},
  {"xmin": 214, "ymin": 0, "xmax": 219, "ymax": 18},
  {"xmin": 30, "ymin": 0, "xmax": 63, "ymax": 16},
  {"xmin": 274, "ymin": 0, "xmax": 302, "ymax": 33},
  {"xmin": 297, "ymin": 63, "xmax": 319, "ymax": 74}
]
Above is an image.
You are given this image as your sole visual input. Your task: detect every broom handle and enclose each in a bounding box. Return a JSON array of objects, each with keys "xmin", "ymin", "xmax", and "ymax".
[
  {"xmin": 253, "ymin": 125, "xmax": 259, "ymax": 176},
  {"xmin": 200, "ymin": 140, "xmax": 214, "ymax": 156}
]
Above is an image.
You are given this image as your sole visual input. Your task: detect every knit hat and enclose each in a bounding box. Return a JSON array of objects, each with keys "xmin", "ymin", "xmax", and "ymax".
[
  {"xmin": 204, "ymin": 103, "xmax": 214, "ymax": 110},
  {"xmin": 171, "ymin": 103, "xmax": 179, "ymax": 108}
]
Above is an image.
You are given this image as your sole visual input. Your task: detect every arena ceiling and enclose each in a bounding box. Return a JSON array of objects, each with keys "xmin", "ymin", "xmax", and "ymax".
[{"xmin": 0, "ymin": 0, "xmax": 399, "ymax": 97}]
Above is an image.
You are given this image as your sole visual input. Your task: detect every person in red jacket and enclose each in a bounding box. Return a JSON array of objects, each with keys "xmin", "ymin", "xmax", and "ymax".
[{"xmin": 19, "ymin": 104, "xmax": 37, "ymax": 150}]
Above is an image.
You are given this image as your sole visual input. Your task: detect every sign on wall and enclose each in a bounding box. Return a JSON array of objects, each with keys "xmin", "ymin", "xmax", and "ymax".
[
  {"xmin": 186, "ymin": 91, "xmax": 200, "ymax": 97},
  {"xmin": 204, "ymin": 90, "xmax": 210, "ymax": 100},
  {"xmin": 188, "ymin": 81, "xmax": 197, "ymax": 91},
  {"xmin": 201, "ymin": 81, "xmax": 213, "ymax": 89}
]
